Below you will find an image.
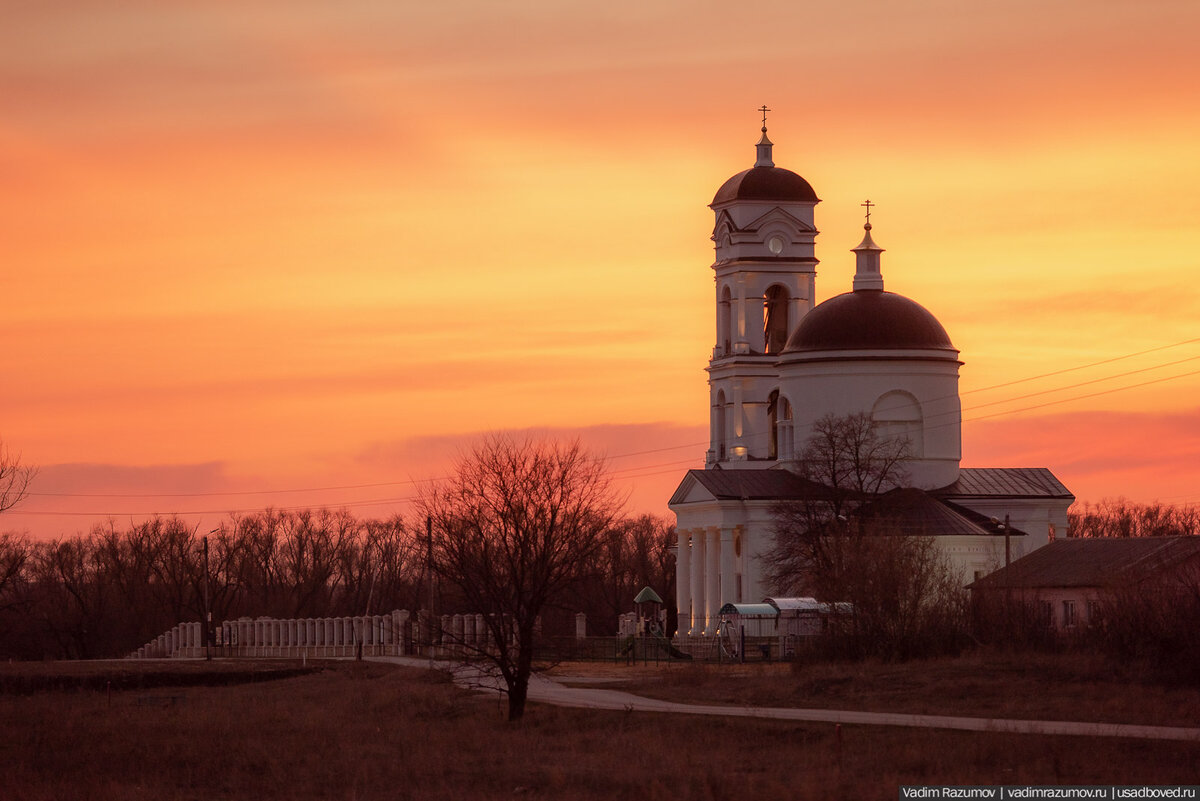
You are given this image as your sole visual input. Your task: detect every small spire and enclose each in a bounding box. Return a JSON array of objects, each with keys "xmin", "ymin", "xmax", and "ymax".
[
  {"xmin": 852, "ymin": 199, "xmax": 885, "ymax": 291},
  {"xmin": 755, "ymin": 105, "xmax": 774, "ymax": 167}
]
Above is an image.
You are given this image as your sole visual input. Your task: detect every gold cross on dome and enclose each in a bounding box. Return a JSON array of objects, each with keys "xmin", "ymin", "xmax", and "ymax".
[
  {"xmin": 758, "ymin": 105, "xmax": 771, "ymax": 127},
  {"xmin": 861, "ymin": 199, "xmax": 874, "ymax": 224}
]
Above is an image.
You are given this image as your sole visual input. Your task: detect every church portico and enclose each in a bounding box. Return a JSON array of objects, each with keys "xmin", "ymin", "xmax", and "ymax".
[{"xmin": 673, "ymin": 523, "xmax": 751, "ymax": 636}]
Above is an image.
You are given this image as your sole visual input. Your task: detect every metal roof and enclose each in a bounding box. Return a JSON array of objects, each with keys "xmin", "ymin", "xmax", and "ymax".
[
  {"xmin": 936, "ymin": 468, "xmax": 1074, "ymax": 500},
  {"xmin": 671, "ymin": 471, "xmax": 1037, "ymax": 539},
  {"xmin": 969, "ymin": 537, "xmax": 1200, "ymax": 590},
  {"xmin": 764, "ymin": 597, "xmax": 850, "ymax": 614},
  {"xmin": 765, "ymin": 597, "xmax": 822, "ymax": 612},
  {"xmin": 669, "ymin": 468, "xmax": 827, "ymax": 505},
  {"xmin": 858, "ymin": 488, "xmax": 1024, "ymax": 537},
  {"xmin": 718, "ymin": 603, "xmax": 779, "ymax": 617},
  {"xmin": 711, "ymin": 166, "xmax": 819, "ymax": 206},
  {"xmin": 784, "ymin": 290, "xmax": 957, "ymax": 354}
]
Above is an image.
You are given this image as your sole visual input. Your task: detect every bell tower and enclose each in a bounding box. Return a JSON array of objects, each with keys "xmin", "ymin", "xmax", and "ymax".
[{"xmin": 706, "ymin": 111, "xmax": 820, "ymax": 466}]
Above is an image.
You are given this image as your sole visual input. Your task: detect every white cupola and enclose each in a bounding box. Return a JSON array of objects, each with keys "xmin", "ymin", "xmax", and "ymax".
[{"xmin": 778, "ymin": 209, "xmax": 963, "ymax": 488}]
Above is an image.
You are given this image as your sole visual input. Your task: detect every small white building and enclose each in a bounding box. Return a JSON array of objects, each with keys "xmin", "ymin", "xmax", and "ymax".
[{"xmin": 669, "ymin": 121, "xmax": 1074, "ymax": 638}]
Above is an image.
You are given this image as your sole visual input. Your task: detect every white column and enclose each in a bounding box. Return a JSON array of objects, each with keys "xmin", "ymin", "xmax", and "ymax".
[
  {"xmin": 704, "ymin": 527, "xmax": 720, "ymax": 634},
  {"xmin": 689, "ymin": 528, "xmax": 705, "ymax": 635},
  {"xmin": 720, "ymin": 528, "xmax": 736, "ymax": 608},
  {"xmin": 675, "ymin": 529, "xmax": 690, "ymax": 638}
]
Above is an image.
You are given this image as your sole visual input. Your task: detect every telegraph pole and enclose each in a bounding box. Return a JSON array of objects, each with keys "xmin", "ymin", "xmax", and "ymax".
[
  {"xmin": 202, "ymin": 531, "xmax": 213, "ymax": 661},
  {"xmin": 1004, "ymin": 513, "xmax": 1011, "ymax": 569},
  {"xmin": 426, "ymin": 515, "xmax": 435, "ymax": 664}
]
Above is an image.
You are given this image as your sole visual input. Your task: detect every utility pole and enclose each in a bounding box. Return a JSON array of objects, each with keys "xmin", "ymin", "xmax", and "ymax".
[
  {"xmin": 426, "ymin": 515, "xmax": 435, "ymax": 665},
  {"xmin": 1004, "ymin": 513, "xmax": 1011, "ymax": 569},
  {"xmin": 203, "ymin": 531, "xmax": 213, "ymax": 661}
]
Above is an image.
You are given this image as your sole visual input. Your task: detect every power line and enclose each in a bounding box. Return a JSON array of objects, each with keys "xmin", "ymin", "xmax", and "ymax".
[
  {"xmin": 922, "ymin": 366, "xmax": 1200, "ymax": 433},
  {"xmin": 27, "ymin": 477, "xmax": 429, "ymax": 500},
  {"xmin": 870, "ymin": 338, "xmax": 1200, "ymax": 420},
  {"xmin": 917, "ymin": 353, "xmax": 1200, "ymax": 423},
  {"xmin": 963, "ymin": 367, "xmax": 1200, "ymax": 424},
  {"xmin": 962, "ymin": 336, "xmax": 1200, "ymax": 397},
  {"xmin": 15, "ymin": 493, "xmax": 423, "ymax": 518}
]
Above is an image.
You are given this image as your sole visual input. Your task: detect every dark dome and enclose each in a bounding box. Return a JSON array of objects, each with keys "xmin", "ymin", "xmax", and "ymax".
[
  {"xmin": 712, "ymin": 166, "xmax": 819, "ymax": 206},
  {"xmin": 784, "ymin": 290, "xmax": 955, "ymax": 353}
]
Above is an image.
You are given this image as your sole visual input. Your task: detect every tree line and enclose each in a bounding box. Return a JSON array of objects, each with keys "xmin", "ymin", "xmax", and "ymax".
[
  {"xmin": 1069, "ymin": 498, "xmax": 1200, "ymax": 538},
  {"xmin": 0, "ymin": 507, "xmax": 674, "ymax": 662}
]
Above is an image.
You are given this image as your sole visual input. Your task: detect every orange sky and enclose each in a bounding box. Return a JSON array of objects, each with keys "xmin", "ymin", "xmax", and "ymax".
[{"xmin": 3, "ymin": 1, "xmax": 1199, "ymax": 538}]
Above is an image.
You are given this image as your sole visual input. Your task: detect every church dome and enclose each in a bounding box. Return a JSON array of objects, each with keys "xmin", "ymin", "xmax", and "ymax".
[
  {"xmin": 784, "ymin": 290, "xmax": 955, "ymax": 352},
  {"xmin": 712, "ymin": 166, "xmax": 819, "ymax": 206}
]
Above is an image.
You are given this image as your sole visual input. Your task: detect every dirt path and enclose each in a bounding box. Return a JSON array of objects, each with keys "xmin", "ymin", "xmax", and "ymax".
[{"xmin": 373, "ymin": 656, "xmax": 1200, "ymax": 742}]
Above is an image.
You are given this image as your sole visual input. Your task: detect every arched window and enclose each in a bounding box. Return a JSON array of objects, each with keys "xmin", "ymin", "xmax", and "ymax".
[
  {"xmin": 768, "ymin": 390, "xmax": 793, "ymax": 460},
  {"xmin": 715, "ymin": 390, "xmax": 727, "ymax": 460},
  {"xmin": 763, "ymin": 285, "xmax": 789, "ymax": 354},
  {"xmin": 871, "ymin": 391, "xmax": 923, "ymax": 457},
  {"xmin": 718, "ymin": 285, "xmax": 732, "ymax": 356}
]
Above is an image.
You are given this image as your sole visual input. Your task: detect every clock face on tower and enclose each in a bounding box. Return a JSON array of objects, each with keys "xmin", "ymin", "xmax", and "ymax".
[{"xmin": 767, "ymin": 235, "xmax": 785, "ymax": 255}]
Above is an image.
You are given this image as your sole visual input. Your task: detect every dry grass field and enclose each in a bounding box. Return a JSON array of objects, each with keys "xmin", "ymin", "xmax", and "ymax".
[{"xmin": 2, "ymin": 656, "xmax": 1199, "ymax": 800}]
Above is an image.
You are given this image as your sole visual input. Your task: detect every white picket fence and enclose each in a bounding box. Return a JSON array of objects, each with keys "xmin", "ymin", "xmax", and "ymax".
[{"xmin": 128, "ymin": 610, "xmax": 497, "ymax": 659}]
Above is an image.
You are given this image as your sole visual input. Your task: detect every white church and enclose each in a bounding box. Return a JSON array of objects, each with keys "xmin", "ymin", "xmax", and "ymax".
[{"xmin": 668, "ymin": 120, "xmax": 1074, "ymax": 637}]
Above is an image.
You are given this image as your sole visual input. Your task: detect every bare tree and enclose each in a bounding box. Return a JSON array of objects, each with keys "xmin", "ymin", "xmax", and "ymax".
[
  {"xmin": 0, "ymin": 442, "xmax": 35, "ymax": 514},
  {"xmin": 419, "ymin": 435, "xmax": 621, "ymax": 721},
  {"xmin": 764, "ymin": 412, "xmax": 910, "ymax": 595},
  {"xmin": 0, "ymin": 533, "xmax": 30, "ymax": 612},
  {"xmin": 763, "ymin": 413, "xmax": 967, "ymax": 658}
]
